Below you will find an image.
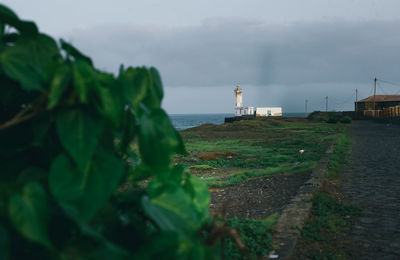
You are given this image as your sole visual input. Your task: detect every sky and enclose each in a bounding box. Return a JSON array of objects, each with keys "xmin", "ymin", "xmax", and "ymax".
[{"xmin": 3, "ymin": 0, "xmax": 400, "ymax": 113}]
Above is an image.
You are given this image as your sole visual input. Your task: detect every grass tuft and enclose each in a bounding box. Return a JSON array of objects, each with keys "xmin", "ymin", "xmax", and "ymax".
[
  {"xmin": 225, "ymin": 213, "xmax": 279, "ymax": 259},
  {"xmin": 189, "ymin": 164, "xmax": 214, "ymax": 170},
  {"xmin": 300, "ymin": 192, "xmax": 360, "ymax": 242},
  {"xmin": 326, "ymin": 133, "xmax": 350, "ymax": 179}
]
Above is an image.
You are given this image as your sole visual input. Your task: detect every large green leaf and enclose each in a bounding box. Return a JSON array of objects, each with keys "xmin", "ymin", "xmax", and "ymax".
[
  {"xmin": 48, "ymin": 64, "xmax": 72, "ymax": 109},
  {"xmin": 142, "ymin": 67, "xmax": 163, "ymax": 109},
  {"xmin": 56, "ymin": 109, "xmax": 104, "ymax": 173},
  {"xmin": 119, "ymin": 67, "xmax": 148, "ymax": 108},
  {"xmin": 49, "ymin": 150, "xmax": 124, "ymax": 221},
  {"xmin": 184, "ymin": 175, "xmax": 210, "ymax": 222},
  {"xmin": 8, "ymin": 182, "xmax": 52, "ymax": 248},
  {"xmin": 60, "ymin": 39, "xmax": 93, "ymax": 66},
  {"xmin": 142, "ymin": 184, "xmax": 201, "ymax": 236},
  {"xmin": 0, "ymin": 5, "xmax": 38, "ymax": 36},
  {"xmin": 0, "ymin": 5, "xmax": 17, "ymax": 40},
  {"xmin": 0, "ymin": 34, "xmax": 59, "ymax": 91},
  {"xmin": 72, "ymin": 59, "xmax": 96, "ymax": 103},
  {"xmin": 96, "ymin": 74, "xmax": 123, "ymax": 126},
  {"xmin": 138, "ymin": 108, "xmax": 185, "ymax": 170},
  {"xmin": 0, "ymin": 4, "xmax": 18, "ymax": 21},
  {"xmin": 117, "ymin": 110, "xmax": 137, "ymax": 154},
  {"xmin": 119, "ymin": 66, "xmax": 164, "ymax": 109}
]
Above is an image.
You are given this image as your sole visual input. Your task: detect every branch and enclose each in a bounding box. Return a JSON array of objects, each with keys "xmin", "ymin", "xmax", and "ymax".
[{"xmin": 0, "ymin": 94, "xmax": 47, "ymax": 131}]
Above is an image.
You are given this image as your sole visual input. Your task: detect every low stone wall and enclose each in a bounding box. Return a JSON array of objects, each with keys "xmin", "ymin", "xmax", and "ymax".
[
  {"xmin": 271, "ymin": 144, "xmax": 334, "ymax": 259},
  {"xmin": 224, "ymin": 115, "xmax": 255, "ymax": 123}
]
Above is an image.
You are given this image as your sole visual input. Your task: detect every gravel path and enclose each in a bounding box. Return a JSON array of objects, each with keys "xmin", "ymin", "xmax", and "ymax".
[
  {"xmin": 342, "ymin": 121, "xmax": 400, "ymax": 259},
  {"xmin": 209, "ymin": 172, "xmax": 311, "ymax": 219}
]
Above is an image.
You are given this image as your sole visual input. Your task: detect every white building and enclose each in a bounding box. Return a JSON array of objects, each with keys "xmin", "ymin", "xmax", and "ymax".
[
  {"xmin": 233, "ymin": 85, "xmax": 282, "ymax": 117},
  {"xmin": 255, "ymin": 107, "xmax": 282, "ymax": 117}
]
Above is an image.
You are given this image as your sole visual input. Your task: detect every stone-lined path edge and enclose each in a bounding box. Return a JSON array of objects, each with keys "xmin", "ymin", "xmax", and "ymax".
[{"xmin": 269, "ymin": 143, "xmax": 335, "ymax": 259}]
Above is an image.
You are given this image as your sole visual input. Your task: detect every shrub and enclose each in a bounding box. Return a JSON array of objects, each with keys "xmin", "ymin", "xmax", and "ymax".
[
  {"xmin": 0, "ymin": 5, "xmax": 217, "ymax": 259},
  {"xmin": 224, "ymin": 215, "xmax": 277, "ymax": 259},
  {"xmin": 327, "ymin": 115, "xmax": 339, "ymax": 124},
  {"xmin": 307, "ymin": 111, "xmax": 321, "ymax": 120},
  {"xmin": 340, "ymin": 116, "xmax": 352, "ymax": 124}
]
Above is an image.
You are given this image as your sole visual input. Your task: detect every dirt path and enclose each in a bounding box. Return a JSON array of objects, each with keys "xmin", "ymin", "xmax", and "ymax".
[{"xmin": 342, "ymin": 121, "xmax": 400, "ymax": 259}]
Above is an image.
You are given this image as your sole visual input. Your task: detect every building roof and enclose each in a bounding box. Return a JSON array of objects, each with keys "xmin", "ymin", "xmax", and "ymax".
[{"xmin": 357, "ymin": 95, "xmax": 400, "ymax": 103}]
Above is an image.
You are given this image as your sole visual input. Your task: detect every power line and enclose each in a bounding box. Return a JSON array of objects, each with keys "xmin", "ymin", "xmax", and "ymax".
[
  {"xmin": 377, "ymin": 78, "xmax": 400, "ymax": 94},
  {"xmin": 378, "ymin": 78, "xmax": 400, "ymax": 88},
  {"xmin": 369, "ymin": 84, "xmax": 375, "ymax": 96},
  {"xmin": 377, "ymin": 81, "xmax": 387, "ymax": 94},
  {"xmin": 330, "ymin": 92, "xmax": 355, "ymax": 106}
]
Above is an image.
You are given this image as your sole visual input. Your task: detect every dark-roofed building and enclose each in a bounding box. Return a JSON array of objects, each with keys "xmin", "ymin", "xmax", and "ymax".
[{"xmin": 355, "ymin": 95, "xmax": 400, "ymax": 112}]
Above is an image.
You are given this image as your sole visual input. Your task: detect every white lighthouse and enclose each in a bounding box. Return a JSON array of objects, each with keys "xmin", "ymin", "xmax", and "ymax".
[
  {"xmin": 234, "ymin": 86, "xmax": 243, "ymax": 108},
  {"xmin": 229, "ymin": 85, "xmax": 283, "ymax": 120},
  {"xmin": 234, "ymin": 85, "xmax": 254, "ymax": 116}
]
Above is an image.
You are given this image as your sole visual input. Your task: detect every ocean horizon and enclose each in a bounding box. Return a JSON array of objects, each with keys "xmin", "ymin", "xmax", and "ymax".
[{"xmin": 169, "ymin": 112, "xmax": 309, "ymax": 130}]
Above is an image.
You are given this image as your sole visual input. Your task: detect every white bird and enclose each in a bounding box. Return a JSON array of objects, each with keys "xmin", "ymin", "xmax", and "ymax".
[{"xmin": 299, "ymin": 149, "xmax": 305, "ymax": 154}]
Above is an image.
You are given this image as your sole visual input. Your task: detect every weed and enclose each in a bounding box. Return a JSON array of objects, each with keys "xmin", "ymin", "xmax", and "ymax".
[
  {"xmin": 225, "ymin": 213, "xmax": 279, "ymax": 259},
  {"xmin": 326, "ymin": 133, "xmax": 350, "ymax": 179},
  {"xmin": 189, "ymin": 164, "xmax": 214, "ymax": 170},
  {"xmin": 300, "ymin": 192, "xmax": 359, "ymax": 242}
]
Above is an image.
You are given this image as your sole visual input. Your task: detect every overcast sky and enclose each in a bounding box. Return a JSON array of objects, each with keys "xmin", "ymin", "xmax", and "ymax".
[{"xmin": 3, "ymin": 0, "xmax": 400, "ymax": 113}]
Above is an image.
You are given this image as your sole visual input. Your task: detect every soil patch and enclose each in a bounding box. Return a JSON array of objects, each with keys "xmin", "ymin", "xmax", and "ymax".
[
  {"xmin": 196, "ymin": 150, "xmax": 239, "ymax": 161},
  {"xmin": 191, "ymin": 167, "xmax": 248, "ymax": 179},
  {"xmin": 209, "ymin": 172, "xmax": 311, "ymax": 219}
]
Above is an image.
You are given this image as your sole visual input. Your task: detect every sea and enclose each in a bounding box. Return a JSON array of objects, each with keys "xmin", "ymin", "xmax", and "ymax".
[{"xmin": 169, "ymin": 113, "xmax": 309, "ymax": 130}]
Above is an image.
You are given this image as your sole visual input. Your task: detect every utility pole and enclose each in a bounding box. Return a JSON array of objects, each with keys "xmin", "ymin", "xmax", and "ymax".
[
  {"xmin": 325, "ymin": 96, "xmax": 328, "ymax": 112},
  {"xmin": 305, "ymin": 99, "xmax": 308, "ymax": 113},
  {"xmin": 356, "ymin": 88, "xmax": 358, "ymax": 102},
  {"xmin": 373, "ymin": 77, "xmax": 377, "ymax": 112},
  {"xmin": 355, "ymin": 88, "xmax": 358, "ymax": 112}
]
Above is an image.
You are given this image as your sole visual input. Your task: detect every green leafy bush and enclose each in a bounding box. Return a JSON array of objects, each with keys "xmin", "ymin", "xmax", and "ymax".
[
  {"xmin": 300, "ymin": 192, "xmax": 359, "ymax": 242},
  {"xmin": 0, "ymin": 5, "xmax": 217, "ymax": 259},
  {"xmin": 224, "ymin": 215, "xmax": 277, "ymax": 259},
  {"xmin": 326, "ymin": 114, "xmax": 339, "ymax": 124},
  {"xmin": 306, "ymin": 111, "xmax": 321, "ymax": 120},
  {"xmin": 340, "ymin": 116, "xmax": 352, "ymax": 124}
]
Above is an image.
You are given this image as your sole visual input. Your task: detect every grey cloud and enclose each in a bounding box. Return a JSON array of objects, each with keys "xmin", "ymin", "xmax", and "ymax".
[
  {"xmin": 67, "ymin": 18, "xmax": 400, "ymax": 88},
  {"xmin": 64, "ymin": 18, "xmax": 400, "ymax": 113}
]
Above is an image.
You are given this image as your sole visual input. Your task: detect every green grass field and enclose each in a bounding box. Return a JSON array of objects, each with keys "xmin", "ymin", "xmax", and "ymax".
[
  {"xmin": 177, "ymin": 117, "xmax": 348, "ymax": 258},
  {"xmin": 179, "ymin": 118, "xmax": 345, "ymax": 187}
]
